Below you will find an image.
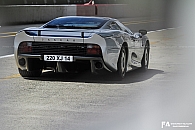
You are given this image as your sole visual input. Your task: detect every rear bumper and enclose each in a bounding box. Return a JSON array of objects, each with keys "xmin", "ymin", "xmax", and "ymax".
[
  {"xmin": 17, "ymin": 54, "xmax": 111, "ymax": 73},
  {"xmin": 18, "ymin": 54, "xmax": 102, "ymax": 61}
]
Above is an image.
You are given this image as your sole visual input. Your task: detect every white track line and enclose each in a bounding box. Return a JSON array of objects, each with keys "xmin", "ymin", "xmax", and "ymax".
[
  {"xmin": 148, "ymin": 27, "xmax": 177, "ymax": 33},
  {"xmin": 0, "ymin": 54, "xmax": 14, "ymax": 59}
]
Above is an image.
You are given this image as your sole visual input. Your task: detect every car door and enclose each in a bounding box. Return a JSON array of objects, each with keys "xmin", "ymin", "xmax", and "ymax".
[
  {"xmin": 115, "ymin": 21, "xmax": 135, "ymax": 68},
  {"xmin": 131, "ymin": 32, "xmax": 143, "ymax": 63}
]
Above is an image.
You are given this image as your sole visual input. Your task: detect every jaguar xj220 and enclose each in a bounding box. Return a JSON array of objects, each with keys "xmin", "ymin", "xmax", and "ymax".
[{"xmin": 14, "ymin": 16, "xmax": 150, "ymax": 79}]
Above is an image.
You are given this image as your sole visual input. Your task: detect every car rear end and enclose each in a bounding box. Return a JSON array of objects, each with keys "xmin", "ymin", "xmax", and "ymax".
[{"xmin": 14, "ymin": 28, "xmax": 111, "ymax": 76}]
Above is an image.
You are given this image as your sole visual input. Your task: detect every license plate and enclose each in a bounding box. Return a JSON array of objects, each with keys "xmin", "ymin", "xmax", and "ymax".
[{"xmin": 44, "ymin": 55, "xmax": 73, "ymax": 62}]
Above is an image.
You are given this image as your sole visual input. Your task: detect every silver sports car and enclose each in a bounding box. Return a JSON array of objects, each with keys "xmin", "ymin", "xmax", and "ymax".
[{"xmin": 14, "ymin": 16, "xmax": 150, "ymax": 79}]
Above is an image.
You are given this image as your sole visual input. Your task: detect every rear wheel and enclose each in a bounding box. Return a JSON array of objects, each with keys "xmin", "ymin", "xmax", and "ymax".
[
  {"xmin": 141, "ymin": 43, "xmax": 150, "ymax": 70},
  {"xmin": 18, "ymin": 68, "xmax": 42, "ymax": 77},
  {"xmin": 116, "ymin": 46, "xmax": 127, "ymax": 79}
]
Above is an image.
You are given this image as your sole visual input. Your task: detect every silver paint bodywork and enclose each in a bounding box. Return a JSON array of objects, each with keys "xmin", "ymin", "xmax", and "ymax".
[{"xmin": 14, "ymin": 16, "xmax": 149, "ymax": 74}]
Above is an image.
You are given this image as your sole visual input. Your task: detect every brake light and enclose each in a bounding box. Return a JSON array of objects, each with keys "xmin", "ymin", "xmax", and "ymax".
[
  {"xmin": 25, "ymin": 31, "xmax": 38, "ymax": 36},
  {"xmin": 18, "ymin": 42, "xmax": 32, "ymax": 54},
  {"xmin": 86, "ymin": 44, "xmax": 101, "ymax": 55}
]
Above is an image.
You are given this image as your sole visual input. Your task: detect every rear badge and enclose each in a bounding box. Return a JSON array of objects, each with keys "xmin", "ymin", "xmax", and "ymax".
[
  {"xmin": 42, "ymin": 38, "xmax": 63, "ymax": 42},
  {"xmin": 41, "ymin": 38, "xmax": 76, "ymax": 42}
]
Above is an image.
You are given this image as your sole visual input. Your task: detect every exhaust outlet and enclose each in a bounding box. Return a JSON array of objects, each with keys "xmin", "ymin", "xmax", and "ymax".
[
  {"xmin": 94, "ymin": 62, "xmax": 103, "ymax": 69},
  {"xmin": 18, "ymin": 58, "xmax": 26, "ymax": 66}
]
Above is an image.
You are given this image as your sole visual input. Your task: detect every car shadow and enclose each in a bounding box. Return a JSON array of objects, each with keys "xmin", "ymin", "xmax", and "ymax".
[{"xmin": 25, "ymin": 68, "xmax": 164, "ymax": 84}]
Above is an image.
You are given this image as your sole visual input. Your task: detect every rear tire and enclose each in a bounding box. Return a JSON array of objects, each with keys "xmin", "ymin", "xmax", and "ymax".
[
  {"xmin": 141, "ymin": 43, "xmax": 150, "ymax": 70},
  {"xmin": 18, "ymin": 68, "xmax": 42, "ymax": 77},
  {"xmin": 116, "ymin": 46, "xmax": 127, "ymax": 79}
]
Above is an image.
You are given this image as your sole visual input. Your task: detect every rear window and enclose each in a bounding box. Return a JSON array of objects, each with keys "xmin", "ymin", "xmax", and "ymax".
[{"xmin": 43, "ymin": 17, "xmax": 108, "ymax": 29}]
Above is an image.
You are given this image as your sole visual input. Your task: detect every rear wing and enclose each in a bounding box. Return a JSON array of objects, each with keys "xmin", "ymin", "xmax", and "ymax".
[{"xmin": 22, "ymin": 28, "xmax": 95, "ymax": 38}]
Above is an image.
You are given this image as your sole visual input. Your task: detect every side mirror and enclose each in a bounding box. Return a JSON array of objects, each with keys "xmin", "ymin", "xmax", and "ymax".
[
  {"xmin": 133, "ymin": 33, "xmax": 141, "ymax": 39},
  {"xmin": 139, "ymin": 30, "xmax": 147, "ymax": 35}
]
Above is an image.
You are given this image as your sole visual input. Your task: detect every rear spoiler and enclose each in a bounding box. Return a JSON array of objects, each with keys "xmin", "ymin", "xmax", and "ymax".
[{"xmin": 22, "ymin": 28, "xmax": 95, "ymax": 38}]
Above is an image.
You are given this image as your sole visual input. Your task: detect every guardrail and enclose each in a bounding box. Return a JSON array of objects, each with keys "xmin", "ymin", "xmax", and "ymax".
[{"xmin": 0, "ymin": 4, "xmax": 165, "ymax": 25}]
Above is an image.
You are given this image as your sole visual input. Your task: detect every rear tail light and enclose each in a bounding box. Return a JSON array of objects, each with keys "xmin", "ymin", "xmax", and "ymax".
[
  {"xmin": 18, "ymin": 42, "xmax": 32, "ymax": 54},
  {"xmin": 24, "ymin": 31, "xmax": 38, "ymax": 36},
  {"xmin": 86, "ymin": 44, "xmax": 102, "ymax": 56}
]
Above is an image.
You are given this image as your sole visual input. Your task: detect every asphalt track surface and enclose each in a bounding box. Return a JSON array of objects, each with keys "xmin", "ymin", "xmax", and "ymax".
[{"xmin": 0, "ymin": 18, "xmax": 195, "ymax": 130}]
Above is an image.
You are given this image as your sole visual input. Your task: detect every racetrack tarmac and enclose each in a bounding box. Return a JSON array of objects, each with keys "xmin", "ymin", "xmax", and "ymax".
[{"xmin": 0, "ymin": 25, "xmax": 195, "ymax": 130}]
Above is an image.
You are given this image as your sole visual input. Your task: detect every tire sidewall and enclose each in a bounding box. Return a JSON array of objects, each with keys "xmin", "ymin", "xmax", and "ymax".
[
  {"xmin": 141, "ymin": 44, "xmax": 149, "ymax": 70},
  {"xmin": 117, "ymin": 46, "xmax": 127, "ymax": 79}
]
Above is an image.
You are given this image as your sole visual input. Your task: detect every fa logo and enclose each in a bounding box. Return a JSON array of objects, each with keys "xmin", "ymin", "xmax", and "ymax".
[{"xmin": 162, "ymin": 121, "xmax": 171, "ymax": 128}]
